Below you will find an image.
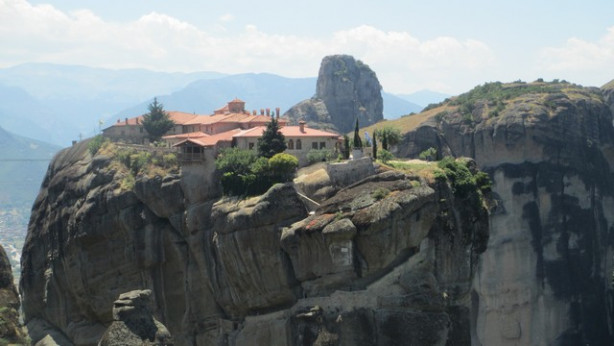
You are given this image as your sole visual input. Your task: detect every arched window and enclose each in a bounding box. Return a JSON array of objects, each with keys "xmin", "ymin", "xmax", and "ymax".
[
  {"xmin": 288, "ymin": 139, "xmax": 294, "ymax": 150},
  {"xmin": 296, "ymin": 139, "xmax": 302, "ymax": 150}
]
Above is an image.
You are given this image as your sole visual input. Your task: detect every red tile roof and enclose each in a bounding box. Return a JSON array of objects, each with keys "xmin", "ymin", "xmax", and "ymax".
[
  {"xmin": 173, "ymin": 128, "xmax": 243, "ymax": 147},
  {"xmin": 162, "ymin": 131, "xmax": 209, "ymax": 140},
  {"xmin": 233, "ymin": 125, "xmax": 340, "ymax": 138},
  {"xmin": 110, "ymin": 111, "xmax": 198, "ymax": 127}
]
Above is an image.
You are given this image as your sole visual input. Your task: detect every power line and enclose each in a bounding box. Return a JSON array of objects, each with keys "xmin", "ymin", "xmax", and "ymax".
[{"xmin": 0, "ymin": 159, "xmax": 52, "ymax": 162}]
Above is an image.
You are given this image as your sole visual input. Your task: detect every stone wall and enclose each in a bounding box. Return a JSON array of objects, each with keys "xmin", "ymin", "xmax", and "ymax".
[{"xmin": 326, "ymin": 157, "xmax": 375, "ymax": 187}]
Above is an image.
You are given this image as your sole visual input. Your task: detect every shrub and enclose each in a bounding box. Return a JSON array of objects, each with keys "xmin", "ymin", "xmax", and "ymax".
[
  {"xmin": 378, "ymin": 149, "xmax": 393, "ymax": 164},
  {"xmin": 88, "ymin": 135, "xmax": 107, "ymax": 156},
  {"xmin": 120, "ymin": 174, "xmax": 135, "ymax": 191},
  {"xmin": 419, "ymin": 147, "xmax": 437, "ymax": 161},
  {"xmin": 436, "ymin": 156, "xmax": 492, "ymax": 199},
  {"xmin": 372, "ymin": 187, "xmax": 390, "ymax": 201},
  {"xmin": 162, "ymin": 153, "xmax": 177, "ymax": 167},
  {"xmin": 130, "ymin": 152, "xmax": 151, "ymax": 175},
  {"xmin": 307, "ymin": 149, "xmax": 334, "ymax": 164},
  {"xmin": 269, "ymin": 153, "xmax": 298, "ymax": 182},
  {"xmin": 215, "ymin": 149, "xmax": 297, "ymax": 196}
]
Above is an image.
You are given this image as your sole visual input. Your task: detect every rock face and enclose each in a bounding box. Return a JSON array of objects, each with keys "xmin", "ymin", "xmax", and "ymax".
[
  {"xmin": 98, "ymin": 290, "xmax": 173, "ymax": 346},
  {"xmin": 285, "ymin": 55, "xmax": 384, "ymax": 133},
  {"xmin": 399, "ymin": 82, "xmax": 614, "ymax": 345},
  {"xmin": 20, "ymin": 138, "xmax": 488, "ymax": 345},
  {"xmin": 0, "ymin": 244, "xmax": 25, "ymax": 344}
]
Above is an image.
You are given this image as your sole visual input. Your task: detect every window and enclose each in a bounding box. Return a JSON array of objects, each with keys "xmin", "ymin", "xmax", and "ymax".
[
  {"xmin": 296, "ymin": 139, "xmax": 302, "ymax": 150},
  {"xmin": 249, "ymin": 142, "xmax": 255, "ymax": 150},
  {"xmin": 320, "ymin": 142, "xmax": 326, "ymax": 149},
  {"xmin": 312, "ymin": 142, "xmax": 318, "ymax": 149},
  {"xmin": 288, "ymin": 139, "xmax": 294, "ymax": 150}
]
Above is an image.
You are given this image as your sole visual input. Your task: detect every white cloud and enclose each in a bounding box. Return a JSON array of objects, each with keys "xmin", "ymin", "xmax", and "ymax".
[
  {"xmin": 219, "ymin": 13, "xmax": 234, "ymax": 22},
  {"xmin": 0, "ymin": 0, "xmax": 496, "ymax": 93},
  {"xmin": 538, "ymin": 27, "xmax": 614, "ymax": 86}
]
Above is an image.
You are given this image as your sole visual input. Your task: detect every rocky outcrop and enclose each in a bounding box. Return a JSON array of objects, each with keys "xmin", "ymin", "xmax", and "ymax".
[
  {"xmin": 0, "ymin": 243, "xmax": 25, "ymax": 344},
  {"xmin": 20, "ymin": 138, "xmax": 488, "ymax": 345},
  {"xmin": 98, "ymin": 290, "xmax": 173, "ymax": 346},
  {"xmin": 285, "ymin": 55, "xmax": 383, "ymax": 133},
  {"xmin": 399, "ymin": 82, "xmax": 614, "ymax": 345}
]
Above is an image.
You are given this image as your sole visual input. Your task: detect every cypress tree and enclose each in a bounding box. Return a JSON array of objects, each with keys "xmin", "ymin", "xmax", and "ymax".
[
  {"xmin": 353, "ymin": 118, "xmax": 362, "ymax": 149},
  {"xmin": 372, "ymin": 129, "xmax": 378, "ymax": 160}
]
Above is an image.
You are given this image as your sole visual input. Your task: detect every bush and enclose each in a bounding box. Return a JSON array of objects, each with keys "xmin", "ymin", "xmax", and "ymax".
[
  {"xmin": 162, "ymin": 153, "xmax": 178, "ymax": 167},
  {"xmin": 435, "ymin": 156, "xmax": 492, "ymax": 199},
  {"xmin": 378, "ymin": 149, "xmax": 393, "ymax": 164},
  {"xmin": 130, "ymin": 152, "xmax": 151, "ymax": 175},
  {"xmin": 269, "ymin": 153, "xmax": 298, "ymax": 182},
  {"xmin": 307, "ymin": 149, "xmax": 334, "ymax": 164},
  {"xmin": 372, "ymin": 187, "xmax": 390, "ymax": 201},
  {"xmin": 88, "ymin": 135, "xmax": 107, "ymax": 156},
  {"xmin": 215, "ymin": 149, "xmax": 297, "ymax": 196},
  {"xmin": 419, "ymin": 147, "xmax": 437, "ymax": 161}
]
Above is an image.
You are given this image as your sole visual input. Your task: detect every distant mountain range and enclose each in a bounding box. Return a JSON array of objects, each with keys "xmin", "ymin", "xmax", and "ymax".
[
  {"xmin": 0, "ymin": 63, "xmax": 446, "ymax": 146},
  {"xmin": 0, "ymin": 126, "xmax": 60, "ymax": 208}
]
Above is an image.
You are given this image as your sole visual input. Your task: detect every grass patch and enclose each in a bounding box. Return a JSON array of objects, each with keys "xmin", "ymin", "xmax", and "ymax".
[
  {"xmin": 95, "ymin": 141, "xmax": 179, "ymax": 191},
  {"xmin": 372, "ymin": 187, "xmax": 390, "ymax": 201}
]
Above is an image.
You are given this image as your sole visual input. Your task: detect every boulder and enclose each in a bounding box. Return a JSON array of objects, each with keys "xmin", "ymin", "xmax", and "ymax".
[{"xmin": 98, "ymin": 290, "xmax": 173, "ymax": 346}]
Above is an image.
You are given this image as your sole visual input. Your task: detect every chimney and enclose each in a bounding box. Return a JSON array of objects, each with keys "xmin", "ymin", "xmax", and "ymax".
[
  {"xmin": 253, "ymin": 110, "xmax": 257, "ymax": 115},
  {"xmin": 260, "ymin": 109, "xmax": 265, "ymax": 115},
  {"xmin": 125, "ymin": 118, "xmax": 128, "ymax": 124},
  {"xmin": 299, "ymin": 120, "xmax": 306, "ymax": 133},
  {"xmin": 117, "ymin": 119, "xmax": 120, "ymax": 123},
  {"xmin": 266, "ymin": 108, "xmax": 270, "ymax": 116},
  {"xmin": 275, "ymin": 107, "xmax": 280, "ymax": 118}
]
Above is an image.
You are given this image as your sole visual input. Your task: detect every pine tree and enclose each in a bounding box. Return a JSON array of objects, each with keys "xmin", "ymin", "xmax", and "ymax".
[
  {"xmin": 257, "ymin": 118, "xmax": 287, "ymax": 158},
  {"xmin": 142, "ymin": 98, "xmax": 175, "ymax": 141}
]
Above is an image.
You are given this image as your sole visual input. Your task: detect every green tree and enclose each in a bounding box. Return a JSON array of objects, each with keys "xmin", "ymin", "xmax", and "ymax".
[
  {"xmin": 419, "ymin": 147, "xmax": 437, "ymax": 161},
  {"xmin": 269, "ymin": 153, "xmax": 298, "ymax": 182},
  {"xmin": 343, "ymin": 135, "xmax": 351, "ymax": 159},
  {"xmin": 372, "ymin": 129, "xmax": 378, "ymax": 160},
  {"xmin": 377, "ymin": 127, "xmax": 401, "ymax": 150},
  {"xmin": 142, "ymin": 98, "xmax": 175, "ymax": 141},
  {"xmin": 378, "ymin": 149, "xmax": 393, "ymax": 164},
  {"xmin": 353, "ymin": 118, "xmax": 363, "ymax": 149},
  {"xmin": 258, "ymin": 117, "xmax": 287, "ymax": 158}
]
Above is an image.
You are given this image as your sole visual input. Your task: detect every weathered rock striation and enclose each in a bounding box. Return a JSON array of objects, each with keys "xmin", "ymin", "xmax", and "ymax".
[
  {"xmin": 0, "ymin": 243, "xmax": 25, "ymax": 344},
  {"xmin": 20, "ymin": 139, "xmax": 488, "ymax": 345},
  {"xmin": 398, "ymin": 81, "xmax": 614, "ymax": 345},
  {"xmin": 285, "ymin": 55, "xmax": 384, "ymax": 133}
]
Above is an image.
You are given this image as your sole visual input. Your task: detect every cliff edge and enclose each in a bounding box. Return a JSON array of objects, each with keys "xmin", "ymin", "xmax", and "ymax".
[
  {"xmin": 20, "ymin": 140, "xmax": 488, "ymax": 345},
  {"xmin": 371, "ymin": 80, "xmax": 614, "ymax": 345}
]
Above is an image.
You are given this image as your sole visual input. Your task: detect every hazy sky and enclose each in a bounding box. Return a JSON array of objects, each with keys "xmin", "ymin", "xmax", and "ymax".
[{"xmin": 2, "ymin": 0, "xmax": 614, "ymax": 94}]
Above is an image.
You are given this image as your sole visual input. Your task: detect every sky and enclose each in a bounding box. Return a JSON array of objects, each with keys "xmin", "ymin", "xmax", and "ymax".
[{"xmin": 1, "ymin": 0, "xmax": 614, "ymax": 95}]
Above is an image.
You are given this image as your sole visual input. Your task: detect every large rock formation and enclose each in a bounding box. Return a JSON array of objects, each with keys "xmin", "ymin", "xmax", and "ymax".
[
  {"xmin": 285, "ymin": 55, "xmax": 384, "ymax": 133},
  {"xmin": 0, "ymin": 244, "xmax": 25, "ymax": 344},
  {"xmin": 397, "ymin": 81, "xmax": 614, "ymax": 345},
  {"xmin": 20, "ymin": 139, "xmax": 488, "ymax": 345}
]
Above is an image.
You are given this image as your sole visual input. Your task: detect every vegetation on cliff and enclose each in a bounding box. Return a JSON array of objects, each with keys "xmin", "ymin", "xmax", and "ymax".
[{"xmin": 215, "ymin": 147, "xmax": 297, "ymax": 196}]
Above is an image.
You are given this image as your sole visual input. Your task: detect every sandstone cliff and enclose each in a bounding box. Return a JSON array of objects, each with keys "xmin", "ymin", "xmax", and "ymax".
[
  {"xmin": 20, "ymin": 140, "xmax": 488, "ymax": 345},
  {"xmin": 376, "ymin": 80, "xmax": 614, "ymax": 345},
  {"xmin": 0, "ymin": 243, "xmax": 25, "ymax": 344},
  {"xmin": 285, "ymin": 55, "xmax": 384, "ymax": 133}
]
